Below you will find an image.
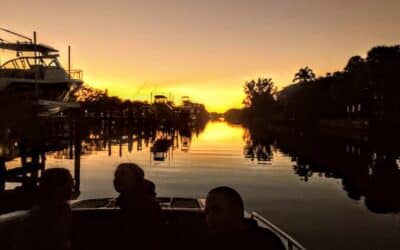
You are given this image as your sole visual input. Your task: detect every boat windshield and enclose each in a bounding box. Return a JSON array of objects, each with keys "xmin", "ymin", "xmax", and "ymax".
[{"xmin": 0, "ymin": 56, "xmax": 62, "ymax": 70}]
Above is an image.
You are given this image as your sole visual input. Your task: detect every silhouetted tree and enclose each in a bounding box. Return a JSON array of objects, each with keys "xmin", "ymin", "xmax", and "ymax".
[
  {"xmin": 73, "ymin": 84, "xmax": 107, "ymax": 103},
  {"xmin": 242, "ymin": 78, "xmax": 280, "ymax": 121},
  {"xmin": 366, "ymin": 45, "xmax": 400, "ymax": 121},
  {"xmin": 243, "ymin": 78, "xmax": 277, "ymax": 107},
  {"xmin": 293, "ymin": 67, "xmax": 316, "ymax": 84},
  {"xmin": 224, "ymin": 109, "xmax": 243, "ymax": 124},
  {"xmin": 229, "ymin": 44, "xmax": 400, "ymax": 126},
  {"xmin": 344, "ymin": 56, "xmax": 366, "ymax": 74}
]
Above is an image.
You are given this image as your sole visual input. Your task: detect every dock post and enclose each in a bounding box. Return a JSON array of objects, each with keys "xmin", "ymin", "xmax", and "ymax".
[{"xmin": 73, "ymin": 117, "xmax": 81, "ymax": 196}]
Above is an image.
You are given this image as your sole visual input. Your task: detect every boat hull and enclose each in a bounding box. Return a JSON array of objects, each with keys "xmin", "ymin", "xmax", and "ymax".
[{"xmin": 0, "ymin": 78, "xmax": 74, "ymax": 101}]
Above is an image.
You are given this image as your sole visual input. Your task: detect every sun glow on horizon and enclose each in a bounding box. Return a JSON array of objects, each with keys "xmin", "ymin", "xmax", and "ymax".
[
  {"xmin": 82, "ymin": 69, "xmax": 301, "ymax": 113},
  {"xmin": 3, "ymin": 1, "xmax": 400, "ymax": 113},
  {"xmin": 83, "ymin": 74, "xmax": 248, "ymax": 113}
]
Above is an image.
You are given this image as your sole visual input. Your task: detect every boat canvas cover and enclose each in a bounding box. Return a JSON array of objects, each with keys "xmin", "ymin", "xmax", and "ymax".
[{"xmin": 0, "ymin": 42, "xmax": 58, "ymax": 54}]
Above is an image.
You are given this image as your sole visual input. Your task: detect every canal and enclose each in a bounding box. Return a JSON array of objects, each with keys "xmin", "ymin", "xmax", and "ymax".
[{"xmin": 3, "ymin": 121, "xmax": 400, "ymax": 250}]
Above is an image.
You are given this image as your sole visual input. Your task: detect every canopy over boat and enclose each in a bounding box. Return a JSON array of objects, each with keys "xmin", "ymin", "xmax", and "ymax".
[{"xmin": 0, "ymin": 42, "xmax": 58, "ymax": 55}]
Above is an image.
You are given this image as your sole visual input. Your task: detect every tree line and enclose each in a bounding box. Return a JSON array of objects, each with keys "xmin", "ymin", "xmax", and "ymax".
[
  {"xmin": 225, "ymin": 45, "xmax": 400, "ymax": 125},
  {"xmin": 73, "ymin": 85, "xmax": 209, "ymax": 125}
]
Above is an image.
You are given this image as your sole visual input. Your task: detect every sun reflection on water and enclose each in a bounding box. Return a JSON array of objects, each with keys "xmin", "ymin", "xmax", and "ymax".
[{"xmin": 194, "ymin": 122, "xmax": 243, "ymax": 144}]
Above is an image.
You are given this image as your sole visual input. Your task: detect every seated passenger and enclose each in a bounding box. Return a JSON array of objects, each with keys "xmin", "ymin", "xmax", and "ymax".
[
  {"xmin": 144, "ymin": 179, "xmax": 156, "ymax": 199},
  {"xmin": 114, "ymin": 162, "xmax": 145, "ymax": 209},
  {"xmin": 113, "ymin": 163, "xmax": 163, "ymax": 250},
  {"xmin": 18, "ymin": 168, "xmax": 74, "ymax": 250},
  {"xmin": 205, "ymin": 186, "xmax": 285, "ymax": 250}
]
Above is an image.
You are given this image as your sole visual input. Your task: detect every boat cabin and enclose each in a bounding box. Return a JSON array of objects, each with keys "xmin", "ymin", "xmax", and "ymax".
[
  {"xmin": 154, "ymin": 95, "xmax": 168, "ymax": 104},
  {"xmin": 0, "ymin": 43, "xmax": 82, "ymax": 82},
  {"xmin": 0, "ymin": 29, "xmax": 83, "ymax": 108}
]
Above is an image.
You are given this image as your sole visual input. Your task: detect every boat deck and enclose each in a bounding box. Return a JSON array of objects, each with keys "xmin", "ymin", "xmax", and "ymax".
[{"xmin": 0, "ymin": 197, "xmax": 306, "ymax": 250}]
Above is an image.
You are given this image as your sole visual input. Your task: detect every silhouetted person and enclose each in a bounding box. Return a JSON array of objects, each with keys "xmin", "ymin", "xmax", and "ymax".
[
  {"xmin": 144, "ymin": 179, "xmax": 156, "ymax": 198},
  {"xmin": 205, "ymin": 186, "xmax": 285, "ymax": 250},
  {"xmin": 18, "ymin": 168, "xmax": 73, "ymax": 250},
  {"xmin": 113, "ymin": 163, "xmax": 163, "ymax": 250}
]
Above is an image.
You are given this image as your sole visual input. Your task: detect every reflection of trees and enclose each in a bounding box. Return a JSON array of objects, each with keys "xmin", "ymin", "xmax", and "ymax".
[
  {"xmin": 280, "ymin": 131, "xmax": 400, "ymax": 213},
  {"xmin": 75, "ymin": 116, "xmax": 208, "ymax": 160},
  {"xmin": 363, "ymin": 153, "xmax": 400, "ymax": 213},
  {"xmin": 243, "ymin": 128, "xmax": 274, "ymax": 164},
  {"xmin": 293, "ymin": 161, "xmax": 313, "ymax": 182},
  {"xmin": 0, "ymin": 105, "xmax": 208, "ymax": 214},
  {"xmin": 0, "ymin": 117, "xmax": 80, "ymax": 213},
  {"xmin": 246, "ymin": 124, "xmax": 400, "ymax": 213}
]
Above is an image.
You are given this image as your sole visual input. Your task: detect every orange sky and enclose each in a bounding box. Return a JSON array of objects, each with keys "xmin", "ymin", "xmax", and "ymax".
[{"xmin": 2, "ymin": 0, "xmax": 400, "ymax": 112}]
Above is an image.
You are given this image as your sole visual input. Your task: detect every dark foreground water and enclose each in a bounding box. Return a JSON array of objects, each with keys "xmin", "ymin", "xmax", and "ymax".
[{"xmin": 4, "ymin": 121, "xmax": 400, "ymax": 250}]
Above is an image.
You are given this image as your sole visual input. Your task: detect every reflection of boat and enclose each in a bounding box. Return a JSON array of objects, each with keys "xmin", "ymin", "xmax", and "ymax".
[
  {"xmin": 151, "ymin": 138, "xmax": 172, "ymax": 161},
  {"xmin": 181, "ymin": 136, "xmax": 190, "ymax": 152},
  {"xmin": 0, "ymin": 28, "xmax": 82, "ymax": 113},
  {"xmin": 180, "ymin": 96, "xmax": 201, "ymax": 122},
  {"xmin": 0, "ymin": 197, "xmax": 306, "ymax": 250}
]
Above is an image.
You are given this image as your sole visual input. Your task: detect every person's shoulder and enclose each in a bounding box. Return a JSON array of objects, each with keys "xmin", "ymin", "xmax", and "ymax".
[{"xmin": 246, "ymin": 220, "xmax": 286, "ymax": 250}]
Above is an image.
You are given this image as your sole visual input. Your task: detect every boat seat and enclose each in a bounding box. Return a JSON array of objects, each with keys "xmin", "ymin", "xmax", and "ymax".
[
  {"xmin": 163, "ymin": 209, "xmax": 207, "ymax": 250},
  {"xmin": 71, "ymin": 208, "xmax": 208, "ymax": 250}
]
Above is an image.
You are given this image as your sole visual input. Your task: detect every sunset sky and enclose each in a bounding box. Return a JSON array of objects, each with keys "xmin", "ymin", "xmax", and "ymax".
[{"xmin": 2, "ymin": 0, "xmax": 400, "ymax": 112}]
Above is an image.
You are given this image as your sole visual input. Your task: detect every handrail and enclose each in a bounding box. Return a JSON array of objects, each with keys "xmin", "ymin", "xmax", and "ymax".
[
  {"xmin": 0, "ymin": 210, "xmax": 30, "ymax": 226},
  {"xmin": 68, "ymin": 69, "xmax": 83, "ymax": 80},
  {"xmin": 0, "ymin": 55, "xmax": 58, "ymax": 69},
  {"xmin": 251, "ymin": 212, "xmax": 306, "ymax": 250}
]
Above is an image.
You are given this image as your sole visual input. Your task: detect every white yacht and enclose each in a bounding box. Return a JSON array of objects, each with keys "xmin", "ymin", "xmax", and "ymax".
[{"xmin": 0, "ymin": 29, "xmax": 83, "ymax": 114}]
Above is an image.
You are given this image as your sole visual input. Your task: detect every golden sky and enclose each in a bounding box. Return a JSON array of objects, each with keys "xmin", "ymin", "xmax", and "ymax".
[{"xmin": 2, "ymin": 0, "xmax": 400, "ymax": 112}]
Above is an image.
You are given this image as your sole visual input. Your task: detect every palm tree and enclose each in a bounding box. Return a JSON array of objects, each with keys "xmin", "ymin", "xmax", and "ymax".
[{"xmin": 293, "ymin": 67, "xmax": 316, "ymax": 84}]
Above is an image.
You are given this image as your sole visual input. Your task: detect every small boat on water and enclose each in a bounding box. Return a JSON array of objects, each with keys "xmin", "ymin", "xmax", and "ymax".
[
  {"xmin": 0, "ymin": 197, "xmax": 306, "ymax": 250},
  {"xmin": 0, "ymin": 28, "xmax": 83, "ymax": 115}
]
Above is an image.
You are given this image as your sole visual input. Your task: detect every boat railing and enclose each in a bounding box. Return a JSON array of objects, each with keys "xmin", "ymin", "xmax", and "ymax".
[
  {"xmin": 251, "ymin": 212, "xmax": 306, "ymax": 250},
  {"xmin": 68, "ymin": 69, "xmax": 83, "ymax": 80},
  {"xmin": 0, "ymin": 210, "xmax": 30, "ymax": 230},
  {"xmin": 0, "ymin": 55, "xmax": 58, "ymax": 70}
]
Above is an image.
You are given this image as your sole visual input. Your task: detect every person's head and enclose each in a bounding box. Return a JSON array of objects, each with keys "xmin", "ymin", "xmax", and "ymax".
[
  {"xmin": 114, "ymin": 163, "xmax": 145, "ymax": 193},
  {"xmin": 38, "ymin": 168, "xmax": 73, "ymax": 203},
  {"xmin": 205, "ymin": 186, "xmax": 245, "ymax": 233}
]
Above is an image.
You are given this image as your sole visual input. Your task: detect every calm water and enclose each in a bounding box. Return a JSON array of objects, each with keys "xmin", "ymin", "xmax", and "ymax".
[{"xmin": 5, "ymin": 121, "xmax": 400, "ymax": 249}]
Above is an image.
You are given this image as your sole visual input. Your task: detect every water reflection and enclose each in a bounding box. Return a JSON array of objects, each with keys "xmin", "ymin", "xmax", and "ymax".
[
  {"xmin": 244, "ymin": 124, "xmax": 400, "ymax": 214},
  {"xmin": 2, "ymin": 116, "xmax": 400, "ymax": 216},
  {"xmin": 243, "ymin": 129, "xmax": 274, "ymax": 164},
  {"xmin": 0, "ymin": 116, "xmax": 206, "ymax": 213}
]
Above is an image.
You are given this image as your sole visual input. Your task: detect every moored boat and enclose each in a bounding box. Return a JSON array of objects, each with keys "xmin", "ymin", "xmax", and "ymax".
[{"xmin": 0, "ymin": 28, "xmax": 83, "ymax": 115}]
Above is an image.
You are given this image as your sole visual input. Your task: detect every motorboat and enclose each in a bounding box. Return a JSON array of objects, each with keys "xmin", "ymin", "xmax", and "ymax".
[
  {"xmin": 0, "ymin": 197, "xmax": 306, "ymax": 250},
  {"xmin": 0, "ymin": 28, "xmax": 83, "ymax": 115}
]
